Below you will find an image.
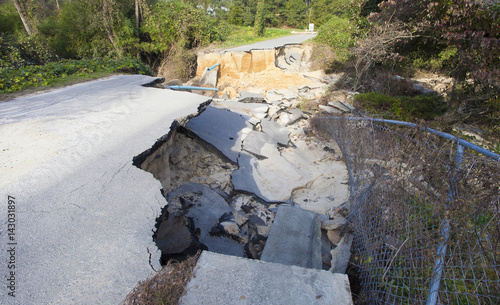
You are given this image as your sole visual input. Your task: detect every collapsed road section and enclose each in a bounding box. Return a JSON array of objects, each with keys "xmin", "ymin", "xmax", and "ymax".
[{"xmin": 133, "ymin": 86, "xmax": 350, "ymax": 269}]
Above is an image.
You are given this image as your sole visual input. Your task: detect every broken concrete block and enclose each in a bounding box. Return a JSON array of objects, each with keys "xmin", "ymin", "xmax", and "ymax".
[
  {"xmin": 329, "ymin": 233, "xmax": 353, "ymax": 274},
  {"xmin": 185, "ymin": 105, "xmax": 252, "ymax": 163},
  {"xmin": 212, "ymin": 100, "xmax": 268, "ymax": 125},
  {"xmin": 319, "ymin": 105, "xmax": 343, "ymax": 114},
  {"xmin": 232, "ymin": 151, "xmax": 310, "ymax": 202},
  {"xmin": 261, "ymin": 206, "xmax": 322, "ymax": 269},
  {"xmin": 167, "ymin": 183, "xmax": 244, "ymax": 257},
  {"xmin": 243, "ymin": 131, "xmax": 278, "ymax": 158},
  {"xmin": 328, "ymin": 101, "xmax": 351, "ymax": 112},
  {"xmin": 238, "ymin": 91, "xmax": 266, "ymax": 103},
  {"xmin": 260, "ymin": 118, "xmax": 290, "ymax": 146},
  {"xmin": 321, "ymin": 217, "xmax": 346, "ymax": 230},
  {"xmin": 265, "ymin": 90, "xmax": 284, "ymax": 103},
  {"xmin": 156, "ymin": 216, "xmax": 195, "ymax": 254},
  {"xmin": 199, "ymin": 66, "xmax": 218, "ymax": 88},
  {"xmin": 276, "ymin": 89, "xmax": 298, "ymax": 100},
  {"xmin": 278, "ymin": 108, "xmax": 306, "ymax": 126}
]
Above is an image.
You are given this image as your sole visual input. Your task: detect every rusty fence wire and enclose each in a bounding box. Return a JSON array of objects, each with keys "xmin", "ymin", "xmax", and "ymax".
[{"xmin": 313, "ymin": 117, "xmax": 500, "ymax": 305}]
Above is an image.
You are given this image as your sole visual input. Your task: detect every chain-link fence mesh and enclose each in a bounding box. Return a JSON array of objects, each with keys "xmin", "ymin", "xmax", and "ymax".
[{"xmin": 312, "ymin": 117, "xmax": 500, "ymax": 305}]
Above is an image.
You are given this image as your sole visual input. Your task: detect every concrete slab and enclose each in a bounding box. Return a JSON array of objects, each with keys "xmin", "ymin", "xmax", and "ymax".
[
  {"xmin": 185, "ymin": 105, "xmax": 252, "ymax": 163},
  {"xmin": 232, "ymin": 151, "xmax": 311, "ymax": 202},
  {"xmin": 319, "ymin": 104, "xmax": 343, "ymax": 114},
  {"xmin": 261, "ymin": 206, "xmax": 322, "ymax": 269},
  {"xmin": 242, "ymin": 130, "xmax": 278, "ymax": 158},
  {"xmin": 276, "ymin": 88, "xmax": 299, "ymax": 100},
  {"xmin": 0, "ymin": 75, "xmax": 210, "ymax": 304},
  {"xmin": 329, "ymin": 101, "xmax": 351, "ymax": 112},
  {"xmin": 260, "ymin": 118, "xmax": 290, "ymax": 146},
  {"xmin": 211, "ymin": 99, "xmax": 268, "ymax": 125},
  {"xmin": 330, "ymin": 234, "xmax": 354, "ymax": 274},
  {"xmin": 180, "ymin": 251, "xmax": 353, "ymax": 305},
  {"xmin": 238, "ymin": 91, "xmax": 266, "ymax": 103},
  {"xmin": 199, "ymin": 66, "xmax": 218, "ymax": 88}
]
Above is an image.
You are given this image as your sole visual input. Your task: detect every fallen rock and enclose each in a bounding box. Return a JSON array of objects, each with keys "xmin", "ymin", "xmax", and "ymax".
[
  {"xmin": 327, "ymin": 229, "xmax": 342, "ymax": 245},
  {"xmin": 219, "ymin": 87, "xmax": 238, "ymax": 99},
  {"xmin": 330, "ymin": 233, "xmax": 353, "ymax": 274},
  {"xmin": 155, "ymin": 216, "xmax": 208, "ymax": 263},
  {"xmin": 169, "ymin": 146, "xmax": 188, "ymax": 165},
  {"xmin": 167, "ymin": 183, "xmax": 244, "ymax": 256},
  {"xmin": 245, "ymin": 234, "xmax": 267, "ymax": 259},
  {"xmin": 156, "ymin": 216, "xmax": 196, "ymax": 254}
]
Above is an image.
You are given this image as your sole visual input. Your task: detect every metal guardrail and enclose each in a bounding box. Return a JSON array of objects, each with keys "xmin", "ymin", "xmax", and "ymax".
[
  {"xmin": 315, "ymin": 117, "xmax": 500, "ymax": 305},
  {"xmin": 319, "ymin": 117, "xmax": 500, "ymax": 162}
]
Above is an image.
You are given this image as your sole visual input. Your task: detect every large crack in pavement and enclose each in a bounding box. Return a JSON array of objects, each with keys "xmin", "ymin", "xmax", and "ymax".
[{"xmin": 134, "ymin": 85, "xmax": 350, "ymax": 269}]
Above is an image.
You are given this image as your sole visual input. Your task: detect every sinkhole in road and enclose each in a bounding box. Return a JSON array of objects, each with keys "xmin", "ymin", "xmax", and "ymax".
[
  {"xmin": 133, "ymin": 44, "xmax": 350, "ymax": 268},
  {"xmin": 133, "ymin": 111, "xmax": 278, "ymax": 265}
]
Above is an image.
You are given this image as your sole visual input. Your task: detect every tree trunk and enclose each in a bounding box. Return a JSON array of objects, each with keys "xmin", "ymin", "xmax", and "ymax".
[
  {"xmin": 254, "ymin": 0, "xmax": 265, "ymax": 37},
  {"xmin": 135, "ymin": 0, "xmax": 140, "ymax": 58},
  {"xmin": 102, "ymin": 0, "xmax": 122, "ymax": 57},
  {"xmin": 12, "ymin": 0, "xmax": 33, "ymax": 36}
]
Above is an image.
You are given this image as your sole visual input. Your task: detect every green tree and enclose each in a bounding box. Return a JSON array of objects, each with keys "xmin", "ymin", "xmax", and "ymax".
[
  {"xmin": 311, "ymin": 0, "xmax": 349, "ymax": 27},
  {"xmin": 285, "ymin": 0, "xmax": 306, "ymax": 29},
  {"xmin": 228, "ymin": 4, "xmax": 243, "ymax": 25},
  {"xmin": 254, "ymin": 0, "xmax": 264, "ymax": 36}
]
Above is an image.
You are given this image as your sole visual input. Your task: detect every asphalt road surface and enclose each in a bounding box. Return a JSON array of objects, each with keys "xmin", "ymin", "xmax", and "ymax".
[
  {"xmin": 0, "ymin": 75, "xmax": 210, "ymax": 304},
  {"xmin": 223, "ymin": 33, "xmax": 316, "ymax": 52}
]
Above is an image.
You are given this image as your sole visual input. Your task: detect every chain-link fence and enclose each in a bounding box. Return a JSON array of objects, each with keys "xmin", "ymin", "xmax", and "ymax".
[{"xmin": 312, "ymin": 117, "xmax": 500, "ymax": 305}]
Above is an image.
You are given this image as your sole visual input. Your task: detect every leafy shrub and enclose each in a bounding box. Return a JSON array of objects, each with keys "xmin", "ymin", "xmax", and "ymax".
[
  {"xmin": 354, "ymin": 92, "xmax": 446, "ymax": 121},
  {"xmin": 412, "ymin": 46, "xmax": 458, "ymax": 73},
  {"xmin": 0, "ymin": 2, "xmax": 23, "ymax": 34},
  {"xmin": 0, "ymin": 58, "xmax": 152, "ymax": 93},
  {"xmin": 315, "ymin": 16, "xmax": 355, "ymax": 63}
]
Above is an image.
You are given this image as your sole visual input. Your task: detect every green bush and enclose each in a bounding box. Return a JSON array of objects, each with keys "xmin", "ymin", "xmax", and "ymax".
[
  {"xmin": 315, "ymin": 16, "xmax": 355, "ymax": 63},
  {"xmin": 0, "ymin": 58, "xmax": 152, "ymax": 93},
  {"xmin": 0, "ymin": 2, "xmax": 23, "ymax": 34},
  {"xmin": 354, "ymin": 92, "xmax": 446, "ymax": 121}
]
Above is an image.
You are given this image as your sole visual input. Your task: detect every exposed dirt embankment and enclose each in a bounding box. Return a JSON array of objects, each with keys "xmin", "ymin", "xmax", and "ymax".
[{"xmin": 197, "ymin": 44, "xmax": 319, "ymax": 95}]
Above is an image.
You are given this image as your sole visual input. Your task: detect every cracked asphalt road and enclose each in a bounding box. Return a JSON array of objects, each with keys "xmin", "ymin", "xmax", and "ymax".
[
  {"xmin": 0, "ymin": 75, "xmax": 210, "ymax": 304},
  {"xmin": 222, "ymin": 33, "xmax": 316, "ymax": 52}
]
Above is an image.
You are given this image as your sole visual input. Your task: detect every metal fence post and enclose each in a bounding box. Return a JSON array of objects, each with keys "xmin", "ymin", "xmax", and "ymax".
[{"xmin": 426, "ymin": 143, "xmax": 464, "ymax": 305}]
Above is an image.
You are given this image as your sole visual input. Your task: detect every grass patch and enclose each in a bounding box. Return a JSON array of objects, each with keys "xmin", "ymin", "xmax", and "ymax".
[
  {"xmin": 0, "ymin": 71, "xmax": 120, "ymax": 102},
  {"xmin": 215, "ymin": 26, "xmax": 298, "ymax": 49},
  {"xmin": 0, "ymin": 58, "xmax": 153, "ymax": 98},
  {"xmin": 121, "ymin": 252, "xmax": 200, "ymax": 305},
  {"xmin": 353, "ymin": 91, "xmax": 446, "ymax": 121}
]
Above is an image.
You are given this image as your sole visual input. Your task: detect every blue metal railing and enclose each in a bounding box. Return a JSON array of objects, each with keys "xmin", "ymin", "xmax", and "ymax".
[{"xmin": 319, "ymin": 117, "xmax": 500, "ymax": 162}]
